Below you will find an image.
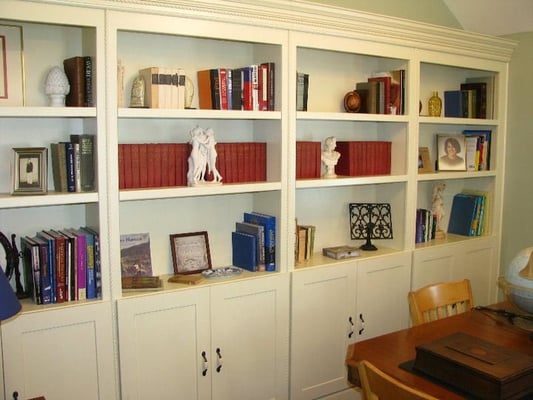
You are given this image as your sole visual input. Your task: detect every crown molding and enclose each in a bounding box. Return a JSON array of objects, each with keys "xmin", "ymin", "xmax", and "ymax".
[{"xmin": 31, "ymin": 0, "xmax": 516, "ymax": 61}]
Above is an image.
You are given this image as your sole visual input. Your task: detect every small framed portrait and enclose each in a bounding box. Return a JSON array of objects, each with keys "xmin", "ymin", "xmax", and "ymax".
[
  {"xmin": 12, "ymin": 147, "xmax": 48, "ymax": 195},
  {"xmin": 418, "ymin": 147, "xmax": 433, "ymax": 173},
  {"xmin": 0, "ymin": 24, "xmax": 25, "ymax": 106},
  {"xmin": 436, "ymin": 134, "xmax": 466, "ymax": 171},
  {"xmin": 170, "ymin": 231, "xmax": 212, "ymax": 275}
]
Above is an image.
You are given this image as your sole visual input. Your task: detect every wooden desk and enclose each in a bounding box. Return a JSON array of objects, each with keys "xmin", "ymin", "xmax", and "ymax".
[{"xmin": 346, "ymin": 302, "xmax": 533, "ymax": 400}]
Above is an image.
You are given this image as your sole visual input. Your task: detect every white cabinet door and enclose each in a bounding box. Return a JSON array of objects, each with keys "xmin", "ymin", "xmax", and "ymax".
[
  {"xmin": 117, "ymin": 288, "xmax": 211, "ymax": 400},
  {"xmin": 210, "ymin": 274, "xmax": 290, "ymax": 400},
  {"xmin": 290, "ymin": 264, "xmax": 357, "ymax": 400},
  {"xmin": 412, "ymin": 246, "xmax": 457, "ymax": 290},
  {"xmin": 412, "ymin": 238, "xmax": 497, "ymax": 306},
  {"xmin": 356, "ymin": 252, "xmax": 411, "ymax": 341},
  {"xmin": 1, "ymin": 302, "xmax": 116, "ymax": 400}
]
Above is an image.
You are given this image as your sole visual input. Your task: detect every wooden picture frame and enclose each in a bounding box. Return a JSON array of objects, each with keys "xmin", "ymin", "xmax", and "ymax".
[
  {"xmin": 170, "ymin": 231, "xmax": 212, "ymax": 275},
  {"xmin": 436, "ymin": 134, "xmax": 467, "ymax": 171},
  {"xmin": 12, "ymin": 147, "xmax": 47, "ymax": 195},
  {"xmin": 0, "ymin": 24, "xmax": 25, "ymax": 106},
  {"xmin": 418, "ymin": 147, "xmax": 433, "ymax": 173}
]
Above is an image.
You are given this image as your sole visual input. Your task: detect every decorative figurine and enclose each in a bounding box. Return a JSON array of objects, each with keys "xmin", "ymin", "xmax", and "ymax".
[
  {"xmin": 187, "ymin": 126, "xmax": 223, "ymax": 186},
  {"xmin": 431, "ymin": 182, "xmax": 447, "ymax": 239},
  {"xmin": 321, "ymin": 136, "xmax": 341, "ymax": 178},
  {"xmin": 130, "ymin": 75, "xmax": 145, "ymax": 108},
  {"xmin": 185, "ymin": 76, "xmax": 195, "ymax": 109},
  {"xmin": 44, "ymin": 66, "xmax": 70, "ymax": 107}
]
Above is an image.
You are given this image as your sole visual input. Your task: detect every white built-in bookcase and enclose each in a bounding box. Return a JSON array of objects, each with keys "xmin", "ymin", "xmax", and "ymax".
[{"xmin": 0, "ymin": 1, "xmax": 515, "ymax": 399}]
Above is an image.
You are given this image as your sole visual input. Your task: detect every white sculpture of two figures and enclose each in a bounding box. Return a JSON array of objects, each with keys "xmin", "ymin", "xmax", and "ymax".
[{"xmin": 187, "ymin": 126, "xmax": 223, "ymax": 186}]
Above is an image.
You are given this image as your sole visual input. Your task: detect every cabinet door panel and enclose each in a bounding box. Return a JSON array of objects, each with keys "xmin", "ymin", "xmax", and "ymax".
[
  {"xmin": 356, "ymin": 253, "xmax": 411, "ymax": 340},
  {"xmin": 1, "ymin": 302, "xmax": 115, "ymax": 400},
  {"xmin": 454, "ymin": 238, "xmax": 497, "ymax": 305},
  {"xmin": 210, "ymin": 274, "xmax": 289, "ymax": 400},
  {"xmin": 290, "ymin": 264, "xmax": 357, "ymax": 400},
  {"xmin": 117, "ymin": 289, "xmax": 210, "ymax": 400},
  {"xmin": 412, "ymin": 247, "xmax": 456, "ymax": 290}
]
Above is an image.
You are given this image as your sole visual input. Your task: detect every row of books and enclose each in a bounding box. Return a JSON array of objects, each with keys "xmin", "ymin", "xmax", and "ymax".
[
  {"xmin": 448, "ymin": 190, "xmax": 491, "ymax": 237},
  {"xmin": 63, "ymin": 56, "xmax": 93, "ymax": 107},
  {"xmin": 198, "ymin": 62, "xmax": 275, "ymax": 111},
  {"xmin": 295, "ymin": 223, "xmax": 315, "ymax": 263},
  {"xmin": 139, "ymin": 67, "xmax": 187, "ymax": 109},
  {"xmin": 296, "ymin": 72, "xmax": 309, "ymax": 111},
  {"xmin": 462, "ymin": 129, "xmax": 492, "ymax": 171},
  {"xmin": 50, "ymin": 134, "xmax": 96, "ymax": 192},
  {"xmin": 355, "ymin": 69, "xmax": 405, "ymax": 115},
  {"xmin": 118, "ymin": 142, "xmax": 267, "ymax": 189},
  {"xmin": 336, "ymin": 141, "xmax": 392, "ymax": 177},
  {"xmin": 296, "ymin": 141, "xmax": 321, "ymax": 179},
  {"xmin": 415, "ymin": 209, "xmax": 437, "ymax": 243},
  {"xmin": 20, "ymin": 227, "xmax": 101, "ymax": 305},
  {"xmin": 443, "ymin": 76, "xmax": 495, "ymax": 119},
  {"xmin": 232, "ymin": 211, "xmax": 276, "ymax": 272}
]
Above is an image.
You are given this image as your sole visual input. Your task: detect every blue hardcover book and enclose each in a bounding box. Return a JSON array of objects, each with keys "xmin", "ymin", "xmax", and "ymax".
[
  {"xmin": 447, "ymin": 194, "xmax": 478, "ymax": 236},
  {"xmin": 80, "ymin": 227, "xmax": 96, "ymax": 299},
  {"xmin": 236, "ymin": 221, "xmax": 265, "ymax": 270},
  {"xmin": 35, "ymin": 232, "xmax": 56, "ymax": 303},
  {"xmin": 444, "ymin": 90, "xmax": 463, "ymax": 117},
  {"xmin": 64, "ymin": 141, "xmax": 76, "ymax": 192},
  {"xmin": 232, "ymin": 231, "xmax": 257, "ymax": 271},
  {"xmin": 83, "ymin": 226, "xmax": 101, "ymax": 298},
  {"xmin": 243, "ymin": 211, "xmax": 276, "ymax": 271}
]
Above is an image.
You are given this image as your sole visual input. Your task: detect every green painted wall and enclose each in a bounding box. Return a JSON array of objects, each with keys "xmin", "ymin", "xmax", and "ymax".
[
  {"xmin": 302, "ymin": 0, "xmax": 462, "ymax": 28},
  {"xmin": 501, "ymin": 32, "xmax": 533, "ymax": 275}
]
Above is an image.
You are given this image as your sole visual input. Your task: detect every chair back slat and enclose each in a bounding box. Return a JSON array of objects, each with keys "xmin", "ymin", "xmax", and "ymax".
[{"xmin": 408, "ymin": 279, "xmax": 474, "ymax": 326}]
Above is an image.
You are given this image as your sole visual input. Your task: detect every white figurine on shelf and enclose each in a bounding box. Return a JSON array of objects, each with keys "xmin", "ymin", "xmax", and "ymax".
[
  {"xmin": 44, "ymin": 66, "xmax": 70, "ymax": 107},
  {"xmin": 187, "ymin": 126, "xmax": 223, "ymax": 186},
  {"xmin": 321, "ymin": 136, "xmax": 341, "ymax": 178},
  {"xmin": 431, "ymin": 182, "xmax": 447, "ymax": 239},
  {"xmin": 205, "ymin": 128, "xmax": 223, "ymax": 183}
]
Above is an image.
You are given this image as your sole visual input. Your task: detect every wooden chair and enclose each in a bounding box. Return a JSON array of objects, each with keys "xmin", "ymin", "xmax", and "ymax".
[
  {"xmin": 358, "ymin": 360, "xmax": 438, "ymax": 400},
  {"xmin": 408, "ymin": 279, "xmax": 473, "ymax": 326}
]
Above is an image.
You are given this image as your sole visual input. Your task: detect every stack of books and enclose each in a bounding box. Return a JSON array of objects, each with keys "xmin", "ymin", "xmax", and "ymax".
[
  {"xmin": 448, "ymin": 190, "xmax": 491, "ymax": 237},
  {"xmin": 117, "ymin": 142, "xmax": 267, "ymax": 189},
  {"xmin": 354, "ymin": 69, "xmax": 405, "ymax": 115},
  {"xmin": 139, "ymin": 67, "xmax": 187, "ymax": 109},
  {"xmin": 462, "ymin": 129, "xmax": 491, "ymax": 171},
  {"xmin": 296, "ymin": 141, "xmax": 321, "ymax": 179},
  {"xmin": 444, "ymin": 76, "xmax": 495, "ymax": 119},
  {"xmin": 335, "ymin": 141, "xmax": 391, "ymax": 177},
  {"xmin": 232, "ymin": 211, "xmax": 276, "ymax": 272},
  {"xmin": 198, "ymin": 62, "xmax": 275, "ymax": 111},
  {"xmin": 296, "ymin": 71, "xmax": 309, "ymax": 111},
  {"xmin": 20, "ymin": 227, "xmax": 101, "ymax": 305},
  {"xmin": 63, "ymin": 56, "xmax": 93, "ymax": 107},
  {"xmin": 415, "ymin": 209, "xmax": 437, "ymax": 243},
  {"xmin": 295, "ymin": 224, "xmax": 316, "ymax": 263},
  {"xmin": 50, "ymin": 134, "xmax": 95, "ymax": 193}
]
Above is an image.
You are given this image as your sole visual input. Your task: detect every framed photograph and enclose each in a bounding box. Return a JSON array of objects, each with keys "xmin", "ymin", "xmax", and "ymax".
[
  {"xmin": 12, "ymin": 147, "xmax": 48, "ymax": 195},
  {"xmin": 418, "ymin": 147, "xmax": 433, "ymax": 173},
  {"xmin": 436, "ymin": 134, "xmax": 466, "ymax": 171},
  {"xmin": 0, "ymin": 24, "xmax": 25, "ymax": 106},
  {"xmin": 170, "ymin": 231, "xmax": 212, "ymax": 275}
]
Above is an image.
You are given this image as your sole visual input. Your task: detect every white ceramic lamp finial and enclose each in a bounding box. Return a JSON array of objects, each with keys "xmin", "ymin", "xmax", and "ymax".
[{"xmin": 45, "ymin": 66, "xmax": 70, "ymax": 107}]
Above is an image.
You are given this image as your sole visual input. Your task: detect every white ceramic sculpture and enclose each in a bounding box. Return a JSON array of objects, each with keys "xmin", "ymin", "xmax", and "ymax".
[
  {"xmin": 44, "ymin": 66, "xmax": 70, "ymax": 107},
  {"xmin": 187, "ymin": 126, "xmax": 223, "ymax": 186},
  {"xmin": 321, "ymin": 136, "xmax": 341, "ymax": 178},
  {"xmin": 431, "ymin": 182, "xmax": 446, "ymax": 239}
]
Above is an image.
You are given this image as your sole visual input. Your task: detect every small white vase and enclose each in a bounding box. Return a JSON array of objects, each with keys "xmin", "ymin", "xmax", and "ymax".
[{"xmin": 45, "ymin": 66, "xmax": 70, "ymax": 107}]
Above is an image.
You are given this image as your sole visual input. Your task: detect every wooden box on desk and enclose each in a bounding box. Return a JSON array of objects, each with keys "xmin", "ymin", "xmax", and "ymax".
[{"xmin": 413, "ymin": 332, "xmax": 533, "ymax": 400}]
